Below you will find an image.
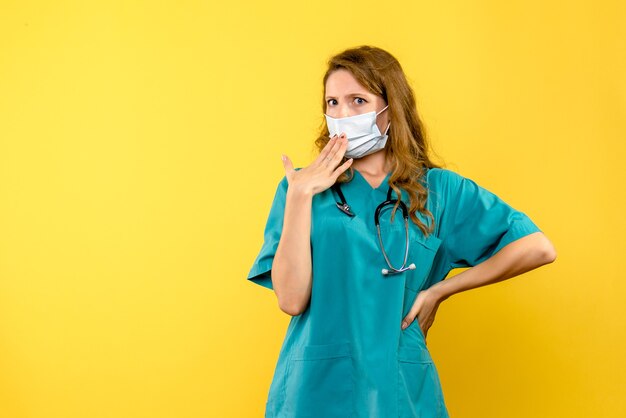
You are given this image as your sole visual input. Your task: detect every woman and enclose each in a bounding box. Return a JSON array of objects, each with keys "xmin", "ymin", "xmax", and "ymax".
[{"xmin": 247, "ymin": 45, "xmax": 556, "ymax": 418}]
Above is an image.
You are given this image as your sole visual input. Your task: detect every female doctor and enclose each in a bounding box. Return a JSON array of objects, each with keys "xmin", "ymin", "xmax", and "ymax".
[{"xmin": 247, "ymin": 45, "xmax": 557, "ymax": 418}]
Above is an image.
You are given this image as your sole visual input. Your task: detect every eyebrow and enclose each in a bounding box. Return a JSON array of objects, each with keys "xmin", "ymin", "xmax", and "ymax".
[{"xmin": 324, "ymin": 92, "xmax": 370, "ymax": 99}]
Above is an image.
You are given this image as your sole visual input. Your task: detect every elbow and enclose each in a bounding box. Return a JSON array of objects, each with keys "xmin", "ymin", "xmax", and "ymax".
[
  {"xmin": 275, "ymin": 280, "xmax": 310, "ymax": 316},
  {"xmin": 273, "ymin": 277, "xmax": 309, "ymax": 316},
  {"xmin": 277, "ymin": 297, "xmax": 308, "ymax": 316},
  {"xmin": 272, "ymin": 263, "xmax": 311, "ymax": 316},
  {"xmin": 538, "ymin": 237, "xmax": 557, "ymax": 264}
]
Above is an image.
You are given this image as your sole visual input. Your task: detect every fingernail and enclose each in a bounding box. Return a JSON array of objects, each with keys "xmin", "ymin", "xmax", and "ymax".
[
  {"xmin": 401, "ymin": 322, "xmax": 407, "ymax": 330},
  {"xmin": 281, "ymin": 154, "xmax": 286, "ymax": 161}
]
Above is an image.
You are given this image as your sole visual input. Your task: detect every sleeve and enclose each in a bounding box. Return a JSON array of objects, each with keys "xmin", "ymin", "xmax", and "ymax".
[
  {"xmin": 441, "ymin": 170, "xmax": 543, "ymax": 269},
  {"xmin": 246, "ymin": 174, "xmax": 289, "ymax": 290}
]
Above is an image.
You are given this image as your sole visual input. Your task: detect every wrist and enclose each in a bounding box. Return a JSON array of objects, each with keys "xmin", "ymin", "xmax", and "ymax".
[
  {"xmin": 287, "ymin": 184, "xmax": 314, "ymax": 200},
  {"xmin": 428, "ymin": 281, "xmax": 451, "ymax": 303}
]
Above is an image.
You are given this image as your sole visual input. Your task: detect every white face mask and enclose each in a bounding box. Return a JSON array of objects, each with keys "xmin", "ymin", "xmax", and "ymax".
[{"xmin": 324, "ymin": 105, "xmax": 391, "ymax": 159}]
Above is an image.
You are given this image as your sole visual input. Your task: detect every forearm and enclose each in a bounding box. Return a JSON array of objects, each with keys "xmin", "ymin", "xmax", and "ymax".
[
  {"xmin": 272, "ymin": 185, "xmax": 314, "ymax": 315},
  {"xmin": 429, "ymin": 232, "xmax": 555, "ymax": 302}
]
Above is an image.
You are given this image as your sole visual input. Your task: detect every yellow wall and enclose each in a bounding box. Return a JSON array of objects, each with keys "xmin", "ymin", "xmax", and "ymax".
[{"xmin": 0, "ymin": 1, "xmax": 624, "ymax": 417}]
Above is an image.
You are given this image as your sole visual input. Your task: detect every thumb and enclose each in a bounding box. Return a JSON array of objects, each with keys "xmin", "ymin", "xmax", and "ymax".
[
  {"xmin": 401, "ymin": 311, "xmax": 417, "ymax": 330},
  {"xmin": 282, "ymin": 154, "xmax": 294, "ymax": 172}
]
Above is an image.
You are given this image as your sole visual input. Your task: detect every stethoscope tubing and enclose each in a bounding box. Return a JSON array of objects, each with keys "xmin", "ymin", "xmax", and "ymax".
[{"xmin": 331, "ymin": 182, "xmax": 416, "ymax": 275}]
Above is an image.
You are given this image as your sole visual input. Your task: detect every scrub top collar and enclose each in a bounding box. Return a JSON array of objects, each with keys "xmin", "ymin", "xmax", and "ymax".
[{"xmin": 352, "ymin": 168, "xmax": 392, "ymax": 193}]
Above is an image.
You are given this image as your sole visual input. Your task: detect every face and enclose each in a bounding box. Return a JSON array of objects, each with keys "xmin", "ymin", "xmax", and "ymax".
[{"xmin": 324, "ymin": 69, "xmax": 389, "ymax": 135}]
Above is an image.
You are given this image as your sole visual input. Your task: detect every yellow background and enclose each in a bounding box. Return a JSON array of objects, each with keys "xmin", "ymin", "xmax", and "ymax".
[{"xmin": 1, "ymin": 1, "xmax": 624, "ymax": 417}]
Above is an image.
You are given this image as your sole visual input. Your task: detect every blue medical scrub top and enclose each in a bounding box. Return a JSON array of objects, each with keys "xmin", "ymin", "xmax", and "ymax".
[{"xmin": 247, "ymin": 167, "xmax": 542, "ymax": 418}]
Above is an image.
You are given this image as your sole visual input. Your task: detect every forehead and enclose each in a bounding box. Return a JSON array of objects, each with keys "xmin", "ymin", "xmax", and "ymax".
[{"xmin": 325, "ymin": 69, "xmax": 372, "ymax": 96}]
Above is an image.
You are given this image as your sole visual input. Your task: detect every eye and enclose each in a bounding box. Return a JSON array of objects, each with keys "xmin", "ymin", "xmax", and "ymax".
[
  {"xmin": 355, "ymin": 97, "xmax": 367, "ymax": 104},
  {"xmin": 326, "ymin": 99, "xmax": 337, "ymax": 106}
]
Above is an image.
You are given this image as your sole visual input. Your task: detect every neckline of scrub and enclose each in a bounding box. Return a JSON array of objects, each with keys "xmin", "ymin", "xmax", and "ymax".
[{"xmin": 353, "ymin": 169, "xmax": 392, "ymax": 192}]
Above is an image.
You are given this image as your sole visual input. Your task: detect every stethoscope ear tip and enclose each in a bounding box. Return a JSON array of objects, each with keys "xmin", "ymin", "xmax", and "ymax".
[
  {"xmin": 382, "ymin": 268, "xmax": 389, "ymax": 275},
  {"xmin": 408, "ymin": 263, "xmax": 416, "ymax": 270}
]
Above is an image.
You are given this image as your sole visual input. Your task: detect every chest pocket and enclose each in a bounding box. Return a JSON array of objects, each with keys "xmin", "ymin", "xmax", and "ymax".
[
  {"xmin": 404, "ymin": 230, "xmax": 442, "ymax": 292},
  {"xmin": 375, "ymin": 220, "xmax": 442, "ymax": 292}
]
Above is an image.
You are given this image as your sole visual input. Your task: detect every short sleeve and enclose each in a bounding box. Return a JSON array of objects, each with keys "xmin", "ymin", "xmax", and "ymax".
[
  {"xmin": 441, "ymin": 170, "xmax": 542, "ymax": 269},
  {"xmin": 246, "ymin": 174, "xmax": 289, "ymax": 290}
]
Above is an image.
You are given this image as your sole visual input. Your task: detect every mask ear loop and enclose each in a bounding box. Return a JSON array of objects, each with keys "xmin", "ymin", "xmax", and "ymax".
[
  {"xmin": 383, "ymin": 121, "xmax": 391, "ymax": 135},
  {"xmin": 376, "ymin": 104, "xmax": 391, "ymax": 135},
  {"xmin": 376, "ymin": 104, "xmax": 389, "ymax": 116}
]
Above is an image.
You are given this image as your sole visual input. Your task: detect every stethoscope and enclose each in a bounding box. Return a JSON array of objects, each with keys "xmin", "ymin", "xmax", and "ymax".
[{"xmin": 331, "ymin": 183, "xmax": 416, "ymax": 276}]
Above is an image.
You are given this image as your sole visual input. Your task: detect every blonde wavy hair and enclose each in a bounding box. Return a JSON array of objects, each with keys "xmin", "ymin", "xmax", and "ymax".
[{"xmin": 314, "ymin": 45, "xmax": 444, "ymax": 238}]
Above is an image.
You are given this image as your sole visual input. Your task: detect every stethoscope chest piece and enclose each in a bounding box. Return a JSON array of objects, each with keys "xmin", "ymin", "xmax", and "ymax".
[
  {"xmin": 336, "ymin": 202, "xmax": 355, "ymax": 217},
  {"xmin": 332, "ymin": 184, "xmax": 355, "ymax": 217}
]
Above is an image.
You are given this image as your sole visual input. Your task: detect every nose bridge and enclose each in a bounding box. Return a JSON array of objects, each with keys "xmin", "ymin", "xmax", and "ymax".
[{"xmin": 339, "ymin": 102, "xmax": 351, "ymax": 117}]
